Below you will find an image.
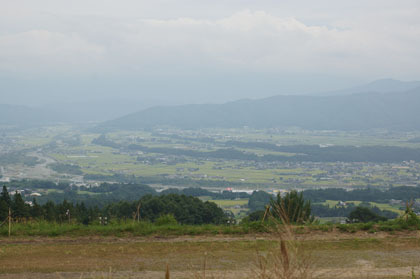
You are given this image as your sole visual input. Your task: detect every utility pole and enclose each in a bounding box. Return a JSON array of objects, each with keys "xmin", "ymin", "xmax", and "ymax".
[
  {"xmin": 133, "ymin": 202, "xmax": 141, "ymax": 222},
  {"xmin": 8, "ymin": 207, "xmax": 11, "ymax": 237},
  {"xmin": 66, "ymin": 209, "xmax": 71, "ymax": 224}
]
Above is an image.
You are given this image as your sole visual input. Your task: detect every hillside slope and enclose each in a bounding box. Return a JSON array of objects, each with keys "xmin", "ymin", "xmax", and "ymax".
[{"xmin": 99, "ymin": 87, "xmax": 420, "ymax": 131}]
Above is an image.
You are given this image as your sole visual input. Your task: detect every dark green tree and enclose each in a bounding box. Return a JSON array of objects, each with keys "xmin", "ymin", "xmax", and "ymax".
[
  {"xmin": 0, "ymin": 185, "xmax": 11, "ymax": 206},
  {"xmin": 137, "ymin": 194, "xmax": 226, "ymax": 225},
  {"xmin": 0, "ymin": 199, "xmax": 8, "ymax": 221},
  {"xmin": 75, "ymin": 202, "xmax": 90, "ymax": 225},
  {"xmin": 43, "ymin": 201, "xmax": 57, "ymax": 222},
  {"xmin": 248, "ymin": 190, "xmax": 272, "ymax": 212},
  {"xmin": 270, "ymin": 190, "xmax": 312, "ymax": 224},
  {"xmin": 12, "ymin": 192, "xmax": 29, "ymax": 219},
  {"xmin": 348, "ymin": 206, "xmax": 387, "ymax": 223},
  {"xmin": 0, "ymin": 186, "xmax": 10, "ymax": 220},
  {"xmin": 246, "ymin": 210, "xmax": 266, "ymax": 222},
  {"xmin": 30, "ymin": 198, "xmax": 44, "ymax": 219}
]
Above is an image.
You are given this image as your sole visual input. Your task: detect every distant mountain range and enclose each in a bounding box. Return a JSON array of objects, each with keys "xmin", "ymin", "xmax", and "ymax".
[
  {"xmin": 99, "ymin": 81, "xmax": 420, "ymax": 131},
  {"xmin": 2, "ymin": 78, "xmax": 420, "ymax": 130}
]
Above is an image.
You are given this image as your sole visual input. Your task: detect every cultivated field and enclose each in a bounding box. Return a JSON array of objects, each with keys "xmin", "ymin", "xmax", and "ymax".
[
  {"xmin": 4, "ymin": 126, "xmax": 420, "ymax": 189},
  {"xmin": 1, "ymin": 232, "xmax": 420, "ymax": 278}
]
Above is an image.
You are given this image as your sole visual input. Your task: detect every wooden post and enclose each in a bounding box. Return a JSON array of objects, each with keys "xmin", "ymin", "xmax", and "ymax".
[
  {"xmin": 133, "ymin": 202, "xmax": 141, "ymax": 223},
  {"xmin": 165, "ymin": 263, "xmax": 170, "ymax": 279},
  {"xmin": 136, "ymin": 202, "xmax": 141, "ymax": 222},
  {"xmin": 262, "ymin": 205, "xmax": 270, "ymax": 223},
  {"xmin": 8, "ymin": 207, "xmax": 11, "ymax": 237}
]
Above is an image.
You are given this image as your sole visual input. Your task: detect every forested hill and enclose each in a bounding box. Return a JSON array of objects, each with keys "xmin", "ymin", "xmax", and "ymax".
[{"xmin": 98, "ymin": 87, "xmax": 420, "ymax": 131}]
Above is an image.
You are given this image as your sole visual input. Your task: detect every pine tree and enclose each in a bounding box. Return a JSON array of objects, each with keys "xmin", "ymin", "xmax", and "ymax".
[
  {"xmin": 0, "ymin": 199, "xmax": 8, "ymax": 221},
  {"xmin": 44, "ymin": 201, "xmax": 57, "ymax": 222},
  {"xmin": 0, "ymin": 185, "xmax": 11, "ymax": 206},
  {"xmin": 30, "ymin": 198, "xmax": 44, "ymax": 219},
  {"xmin": 12, "ymin": 192, "xmax": 29, "ymax": 220},
  {"xmin": 0, "ymin": 186, "xmax": 11, "ymax": 221},
  {"xmin": 270, "ymin": 190, "xmax": 313, "ymax": 224}
]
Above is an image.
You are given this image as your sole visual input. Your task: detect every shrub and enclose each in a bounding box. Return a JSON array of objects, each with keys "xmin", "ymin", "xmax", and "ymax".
[
  {"xmin": 336, "ymin": 224, "xmax": 347, "ymax": 232},
  {"xmin": 360, "ymin": 222, "xmax": 374, "ymax": 231},
  {"xmin": 270, "ymin": 191, "xmax": 313, "ymax": 224},
  {"xmin": 348, "ymin": 206, "xmax": 387, "ymax": 223},
  {"xmin": 378, "ymin": 223, "xmax": 396, "ymax": 232},
  {"xmin": 155, "ymin": 214, "xmax": 178, "ymax": 226}
]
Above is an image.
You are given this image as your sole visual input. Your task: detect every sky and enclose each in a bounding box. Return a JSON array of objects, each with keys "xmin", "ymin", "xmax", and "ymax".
[{"xmin": 1, "ymin": 0, "xmax": 420, "ymax": 106}]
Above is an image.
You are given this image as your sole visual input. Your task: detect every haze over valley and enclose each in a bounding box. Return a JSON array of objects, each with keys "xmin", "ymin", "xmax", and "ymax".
[{"xmin": 2, "ymin": 1, "xmax": 420, "ymax": 278}]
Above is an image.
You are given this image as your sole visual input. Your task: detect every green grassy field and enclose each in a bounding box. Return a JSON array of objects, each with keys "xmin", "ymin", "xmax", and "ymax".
[
  {"xmin": 209, "ymin": 199, "xmax": 250, "ymax": 219},
  {"xmin": 209, "ymin": 199, "xmax": 249, "ymax": 207},
  {"xmin": 2, "ymin": 217, "xmax": 420, "ymax": 238},
  {"xmin": 320, "ymin": 200, "xmax": 404, "ymax": 215},
  {"xmin": 8, "ymin": 125, "xmax": 420, "ymax": 189}
]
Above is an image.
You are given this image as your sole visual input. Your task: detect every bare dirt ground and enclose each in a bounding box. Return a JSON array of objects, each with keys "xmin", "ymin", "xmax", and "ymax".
[{"xmin": 1, "ymin": 232, "xmax": 420, "ymax": 278}]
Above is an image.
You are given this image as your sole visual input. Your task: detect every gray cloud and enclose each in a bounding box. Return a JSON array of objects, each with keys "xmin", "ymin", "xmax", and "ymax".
[{"xmin": 0, "ymin": 0, "xmax": 419, "ymax": 105}]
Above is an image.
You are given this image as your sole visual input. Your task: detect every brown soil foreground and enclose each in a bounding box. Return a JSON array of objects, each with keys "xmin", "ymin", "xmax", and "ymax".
[{"xmin": 0, "ymin": 231, "xmax": 420, "ymax": 278}]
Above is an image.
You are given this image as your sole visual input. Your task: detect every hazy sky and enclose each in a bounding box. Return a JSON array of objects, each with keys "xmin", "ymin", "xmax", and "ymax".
[{"xmin": 1, "ymin": 0, "xmax": 420, "ymax": 106}]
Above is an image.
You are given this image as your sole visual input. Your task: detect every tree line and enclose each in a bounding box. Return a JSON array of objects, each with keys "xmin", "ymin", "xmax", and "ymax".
[
  {"xmin": 4, "ymin": 180, "xmax": 249, "ymax": 207},
  {"xmin": 247, "ymin": 189, "xmax": 400, "ymax": 219},
  {"xmin": 92, "ymin": 134, "xmax": 420, "ymax": 163},
  {"xmin": 303, "ymin": 186, "xmax": 420, "ymax": 203},
  {"xmin": 225, "ymin": 141, "xmax": 420, "ymax": 163},
  {"xmin": 311, "ymin": 203, "xmax": 398, "ymax": 219},
  {"xmin": 0, "ymin": 186, "xmax": 226, "ymax": 225},
  {"xmin": 83, "ymin": 173, "xmax": 256, "ymax": 188},
  {"xmin": 5, "ymin": 178, "xmax": 420, "ymax": 221}
]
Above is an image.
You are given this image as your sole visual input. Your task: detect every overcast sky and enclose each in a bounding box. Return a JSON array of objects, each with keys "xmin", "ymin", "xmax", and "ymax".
[{"xmin": 1, "ymin": 0, "xmax": 420, "ymax": 106}]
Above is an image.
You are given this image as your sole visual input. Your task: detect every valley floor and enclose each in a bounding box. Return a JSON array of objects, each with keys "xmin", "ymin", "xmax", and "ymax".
[{"xmin": 1, "ymin": 232, "xmax": 420, "ymax": 278}]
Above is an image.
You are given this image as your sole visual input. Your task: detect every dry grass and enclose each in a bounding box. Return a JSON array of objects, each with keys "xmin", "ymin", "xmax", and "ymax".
[
  {"xmin": 0, "ymin": 234, "xmax": 420, "ymax": 278},
  {"xmin": 251, "ymin": 201, "xmax": 315, "ymax": 279},
  {"xmin": 253, "ymin": 238, "xmax": 314, "ymax": 279}
]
